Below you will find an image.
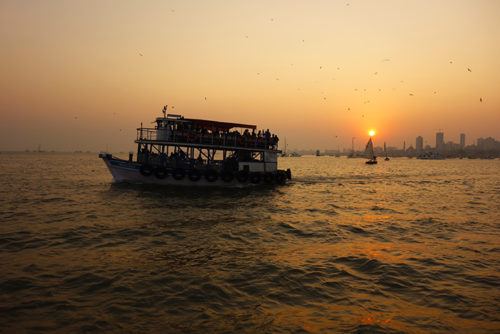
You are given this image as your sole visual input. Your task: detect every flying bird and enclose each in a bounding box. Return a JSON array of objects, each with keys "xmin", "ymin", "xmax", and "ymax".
[
  {"xmin": 467, "ymin": 68, "xmax": 472, "ymax": 72},
  {"xmin": 480, "ymin": 97, "xmax": 482, "ymax": 102},
  {"xmin": 139, "ymin": 53, "xmax": 143, "ymax": 56}
]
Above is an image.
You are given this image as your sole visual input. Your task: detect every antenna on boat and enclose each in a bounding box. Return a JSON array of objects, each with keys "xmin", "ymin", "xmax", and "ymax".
[{"xmin": 162, "ymin": 105, "xmax": 168, "ymax": 119}]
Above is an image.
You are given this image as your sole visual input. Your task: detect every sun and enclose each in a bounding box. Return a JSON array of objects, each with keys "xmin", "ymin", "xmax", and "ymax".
[{"xmin": 368, "ymin": 130, "xmax": 375, "ymax": 137}]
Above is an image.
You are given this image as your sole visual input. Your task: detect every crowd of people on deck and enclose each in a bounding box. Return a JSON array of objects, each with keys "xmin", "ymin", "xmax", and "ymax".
[{"xmin": 151, "ymin": 120, "xmax": 279, "ymax": 150}]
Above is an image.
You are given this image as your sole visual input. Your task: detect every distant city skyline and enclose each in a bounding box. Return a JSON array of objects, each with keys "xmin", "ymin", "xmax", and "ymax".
[
  {"xmin": 10, "ymin": 132, "xmax": 499, "ymax": 154},
  {"xmin": 282, "ymin": 130, "xmax": 500, "ymax": 155},
  {"xmin": 5, "ymin": 124, "xmax": 498, "ymax": 155},
  {"xmin": 293, "ymin": 132, "xmax": 500, "ymax": 158}
]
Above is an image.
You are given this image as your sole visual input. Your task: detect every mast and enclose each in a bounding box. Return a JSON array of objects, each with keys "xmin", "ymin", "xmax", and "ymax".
[{"xmin": 162, "ymin": 105, "xmax": 167, "ymax": 119}]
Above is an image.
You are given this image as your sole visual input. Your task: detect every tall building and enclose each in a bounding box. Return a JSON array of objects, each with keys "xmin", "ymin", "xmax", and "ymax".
[
  {"xmin": 460, "ymin": 133, "xmax": 465, "ymax": 148},
  {"xmin": 416, "ymin": 136, "xmax": 423, "ymax": 152},
  {"xmin": 436, "ymin": 132, "xmax": 444, "ymax": 151}
]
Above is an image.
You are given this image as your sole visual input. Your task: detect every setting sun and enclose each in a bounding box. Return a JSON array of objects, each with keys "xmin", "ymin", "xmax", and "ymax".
[{"xmin": 369, "ymin": 130, "xmax": 375, "ymax": 137}]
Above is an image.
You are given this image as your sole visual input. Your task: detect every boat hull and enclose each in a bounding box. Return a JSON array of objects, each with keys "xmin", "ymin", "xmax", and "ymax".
[{"xmin": 99, "ymin": 154, "xmax": 289, "ymax": 187}]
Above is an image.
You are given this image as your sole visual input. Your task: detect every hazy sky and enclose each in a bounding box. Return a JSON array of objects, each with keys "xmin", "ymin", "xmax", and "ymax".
[{"xmin": 1, "ymin": 0, "xmax": 499, "ymax": 152}]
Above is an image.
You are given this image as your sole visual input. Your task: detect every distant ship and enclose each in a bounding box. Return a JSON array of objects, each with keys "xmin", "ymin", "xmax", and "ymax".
[
  {"xmin": 99, "ymin": 106, "xmax": 291, "ymax": 187},
  {"xmin": 417, "ymin": 153, "xmax": 445, "ymax": 160},
  {"xmin": 282, "ymin": 152, "xmax": 302, "ymax": 157},
  {"xmin": 384, "ymin": 142, "xmax": 390, "ymax": 161}
]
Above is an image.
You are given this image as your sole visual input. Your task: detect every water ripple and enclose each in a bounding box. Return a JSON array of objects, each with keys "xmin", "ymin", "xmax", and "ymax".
[{"xmin": 0, "ymin": 154, "xmax": 499, "ymax": 332}]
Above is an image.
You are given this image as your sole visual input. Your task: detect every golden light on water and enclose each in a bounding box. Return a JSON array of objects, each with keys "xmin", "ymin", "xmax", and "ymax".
[{"xmin": 369, "ymin": 130, "xmax": 375, "ymax": 137}]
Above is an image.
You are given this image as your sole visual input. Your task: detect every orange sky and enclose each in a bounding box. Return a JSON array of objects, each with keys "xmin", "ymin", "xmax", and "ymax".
[{"xmin": 1, "ymin": 0, "xmax": 499, "ymax": 152}]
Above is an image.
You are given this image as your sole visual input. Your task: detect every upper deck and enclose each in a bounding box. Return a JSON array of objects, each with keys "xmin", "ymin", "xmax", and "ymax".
[{"xmin": 135, "ymin": 113, "xmax": 280, "ymax": 152}]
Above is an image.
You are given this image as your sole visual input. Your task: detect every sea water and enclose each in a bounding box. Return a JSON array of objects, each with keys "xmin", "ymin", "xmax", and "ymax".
[{"xmin": 0, "ymin": 153, "xmax": 499, "ymax": 333}]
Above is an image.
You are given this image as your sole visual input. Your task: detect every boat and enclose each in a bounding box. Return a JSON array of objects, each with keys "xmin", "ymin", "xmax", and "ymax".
[
  {"xmin": 384, "ymin": 142, "xmax": 390, "ymax": 161},
  {"xmin": 280, "ymin": 137, "xmax": 288, "ymax": 157},
  {"xmin": 365, "ymin": 137, "xmax": 378, "ymax": 164},
  {"xmin": 416, "ymin": 153, "xmax": 445, "ymax": 160},
  {"xmin": 99, "ymin": 106, "xmax": 291, "ymax": 187},
  {"xmin": 279, "ymin": 137, "xmax": 301, "ymax": 157},
  {"xmin": 347, "ymin": 137, "xmax": 357, "ymax": 158}
]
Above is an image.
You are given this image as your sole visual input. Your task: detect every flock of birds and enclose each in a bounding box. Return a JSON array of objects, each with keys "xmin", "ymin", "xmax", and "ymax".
[
  {"xmin": 132, "ymin": 9, "xmax": 484, "ymax": 123},
  {"xmin": 135, "ymin": 47, "xmax": 483, "ymax": 119}
]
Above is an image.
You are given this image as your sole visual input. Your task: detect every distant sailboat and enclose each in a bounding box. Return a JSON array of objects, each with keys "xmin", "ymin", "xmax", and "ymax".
[
  {"xmin": 348, "ymin": 137, "xmax": 357, "ymax": 158},
  {"xmin": 384, "ymin": 142, "xmax": 390, "ymax": 161},
  {"xmin": 365, "ymin": 137, "xmax": 377, "ymax": 164},
  {"xmin": 281, "ymin": 137, "xmax": 288, "ymax": 157}
]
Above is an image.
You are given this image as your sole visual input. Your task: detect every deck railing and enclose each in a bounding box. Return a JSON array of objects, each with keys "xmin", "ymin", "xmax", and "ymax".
[{"xmin": 137, "ymin": 128, "xmax": 278, "ymax": 150}]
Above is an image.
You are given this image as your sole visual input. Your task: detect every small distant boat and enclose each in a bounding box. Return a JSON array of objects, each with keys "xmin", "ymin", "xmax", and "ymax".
[
  {"xmin": 281, "ymin": 151, "xmax": 301, "ymax": 157},
  {"xmin": 280, "ymin": 137, "xmax": 301, "ymax": 158},
  {"xmin": 365, "ymin": 137, "xmax": 377, "ymax": 165},
  {"xmin": 417, "ymin": 153, "xmax": 444, "ymax": 160},
  {"xmin": 384, "ymin": 142, "xmax": 390, "ymax": 161},
  {"xmin": 280, "ymin": 137, "xmax": 288, "ymax": 157},
  {"xmin": 348, "ymin": 137, "xmax": 358, "ymax": 158}
]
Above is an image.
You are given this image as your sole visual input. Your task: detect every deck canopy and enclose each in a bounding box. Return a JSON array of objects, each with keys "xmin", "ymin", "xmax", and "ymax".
[{"xmin": 185, "ymin": 118, "xmax": 256, "ymax": 132}]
